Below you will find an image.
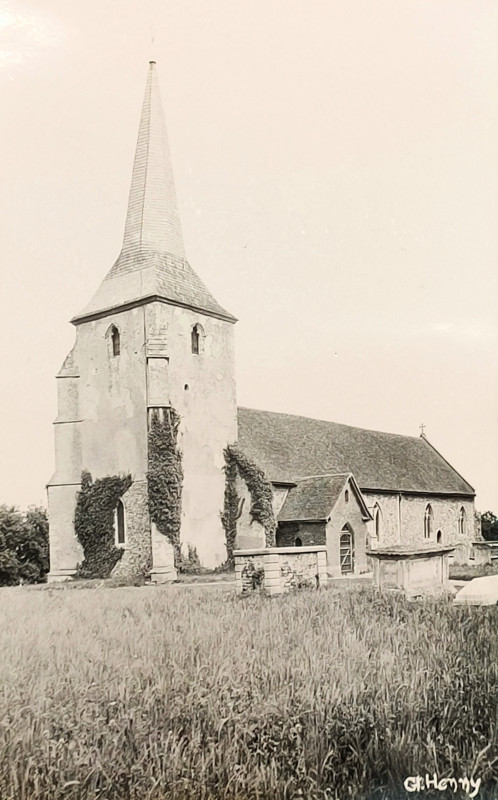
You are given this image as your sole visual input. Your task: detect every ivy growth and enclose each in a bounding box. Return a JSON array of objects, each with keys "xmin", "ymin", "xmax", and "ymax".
[
  {"xmin": 147, "ymin": 407, "xmax": 183, "ymax": 568},
  {"xmin": 222, "ymin": 445, "xmax": 277, "ymax": 564},
  {"xmin": 74, "ymin": 470, "xmax": 132, "ymax": 579}
]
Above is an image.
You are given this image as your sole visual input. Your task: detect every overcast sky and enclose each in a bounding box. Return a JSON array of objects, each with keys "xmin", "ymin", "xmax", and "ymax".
[{"xmin": 1, "ymin": 0, "xmax": 497, "ymax": 514}]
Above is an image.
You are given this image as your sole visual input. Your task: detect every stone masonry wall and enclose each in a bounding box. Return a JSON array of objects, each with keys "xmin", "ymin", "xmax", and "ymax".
[
  {"xmin": 363, "ymin": 492, "xmax": 475, "ymax": 561},
  {"xmin": 276, "ymin": 522, "xmax": 325, "ymax": 547},
  {"xmin": 280, "ymin": 551, "xmax": 321, "ymax": 590},
  {"xmin": 111, "ymin": 480, "xmax": 152, "ymax": 579}
]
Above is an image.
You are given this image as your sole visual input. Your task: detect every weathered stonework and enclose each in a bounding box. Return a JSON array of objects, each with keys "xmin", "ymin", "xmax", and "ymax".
[
  {"xmin": 369, "ymin": 544, "xmax": 454, "ymax": 597},
  {"xmin": 364, "ymin": 492, "xmax": 475, "ymax": 558},
  {"xmin": 276, "ymin": 521, "xmax": 325, "ymax": 547},
  {"xmin": 233, "ymin": 474, "xmax": 266, "ymax": 550},
  {"xmin": 234, "ymin": 547, "xmax": 328, "ymax": 596},
  {"xmin": 280, "ymin": 552, "xmax": 321, "ymax": 590},
  {"xmin": 111, "ymin": 481, "xmax": 152, "ymax": 579}
]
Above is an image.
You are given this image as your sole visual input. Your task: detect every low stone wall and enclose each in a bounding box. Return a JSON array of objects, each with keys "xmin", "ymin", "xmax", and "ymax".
[{"xmin": 234, "ymin": 546, "xmax": 328, "ymax": 596}]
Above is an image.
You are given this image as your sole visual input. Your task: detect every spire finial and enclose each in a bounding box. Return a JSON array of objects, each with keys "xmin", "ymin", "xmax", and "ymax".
[{"xmin": 419, "ymin": 423, "xmax": 426, "ymax": 438}]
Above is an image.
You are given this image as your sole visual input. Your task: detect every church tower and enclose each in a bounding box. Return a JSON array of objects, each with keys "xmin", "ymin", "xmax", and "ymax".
[{"xmin": 47, "ymin": 62, "xmax": 238, "ymax": 581}]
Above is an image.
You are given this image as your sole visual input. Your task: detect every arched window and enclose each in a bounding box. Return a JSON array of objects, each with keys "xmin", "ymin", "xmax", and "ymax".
[
  {"xmin": 458, "ymin": 507, "xmax": 466, "ymax": 536},
  {"xmin": 373, "ymin": 503, "xmax": 382, "ymax": 539},
  {"xmin": 345, "ymin": 489, "xmax": 349, "ymax": 503},
  {"xmin": 295, "ymin": 537, "xmax": 302, "ymax": 547},
  {"xmin": 437, "ymin": 530, "xmax": 442, "ymax": 544},
  {"xmin": 340, "ymin": 525, "xmax": 354, "ymax": 574},
  {"xmin": 191, "ymin": 323, "xmax": 205, "ymax": 355},
  {"xmin": 111, "ymin": 326, "xmax": 120, "ymax": 356},
  {"xmin": 424, "ymin": 504, "xmax": 433, "ymax": 539},
  {"xmin": 115, "ymin": 500, "xmax": 126, "ymax": 546}
]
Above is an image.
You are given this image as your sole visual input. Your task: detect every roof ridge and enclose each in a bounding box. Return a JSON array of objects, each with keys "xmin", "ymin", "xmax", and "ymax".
[
  {"xmin": 237, "ymin": 406, "xmax": 421, "ymax": 441},
  {"xmin": 294, "ymin": 472, "xmax": 351, "ymax": 481}
]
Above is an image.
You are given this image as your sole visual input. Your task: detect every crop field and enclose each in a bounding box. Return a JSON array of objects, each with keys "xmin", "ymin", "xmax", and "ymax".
[{"xmin": 0, "ymin": 583, "xmax": 496, "ymax": 800}]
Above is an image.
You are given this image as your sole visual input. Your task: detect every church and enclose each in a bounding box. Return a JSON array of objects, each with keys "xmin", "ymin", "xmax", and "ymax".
[{"xmin": 47, "ymin": 63, "xmax": 477, "ymax": 582}]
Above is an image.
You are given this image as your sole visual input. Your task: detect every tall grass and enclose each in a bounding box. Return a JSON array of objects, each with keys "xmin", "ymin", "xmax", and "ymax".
[{"xmin": 0, "ymin": 584, "xmax": 495, "ymax": 799}]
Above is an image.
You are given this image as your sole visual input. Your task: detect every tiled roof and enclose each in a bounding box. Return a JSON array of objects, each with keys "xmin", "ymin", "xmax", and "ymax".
[
  {"xmin": 74, "ymin": 62, "xmax": 234, "ymax": 324},
  {"xmin": 74, "ymin": 251, "xmax": 234, "ymax": 321},
  {"xmin": 237, "ymin": 407, "xmax": 475, "ymax": 496},
  {"xmin": 278, "ymin": 474, "xmax": 349, "ymax": 521}
]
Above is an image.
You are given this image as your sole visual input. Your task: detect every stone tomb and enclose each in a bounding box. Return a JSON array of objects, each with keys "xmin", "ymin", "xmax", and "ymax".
[
  {"xmin": 234, "ymin": 546, "xmax": 328, "ymax": 596},
  {"xmin": 368, "ymin": 544, "xmax": 454, "ymax": 596}
]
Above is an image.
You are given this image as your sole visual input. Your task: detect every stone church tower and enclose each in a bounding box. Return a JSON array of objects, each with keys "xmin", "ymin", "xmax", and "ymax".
[{"xmin": 47, "ymin": 62, "xmax": 237, "ymax": 581}]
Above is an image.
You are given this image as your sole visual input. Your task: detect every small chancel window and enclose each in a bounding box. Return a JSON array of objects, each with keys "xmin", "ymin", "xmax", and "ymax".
[
  {"xmin": 111, "ymin": 326, "xmax": 120, "ymax": 357},
  {"xmin": 458, "ymin": 507, "xmax": 466, "ymax": 536},
  {"xmin": 295, "ymin": 537, "xmax": 302, "ymax": 547},
  {"xmin": 373, "ymin": 503, "xmax": 382, "ymax": 539},
  {"xmin": 115, "ymin": 500, "xmax": 126, "ymax": 546},
  {"xmin": 424, "ymin": 504, "xmax": 433, "ymax": 539}
]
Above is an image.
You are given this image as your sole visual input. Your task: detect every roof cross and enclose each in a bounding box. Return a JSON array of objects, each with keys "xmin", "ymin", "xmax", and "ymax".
[{"xmin": 419, "ymin": 423, "xmax": 426, "ymax": 438}]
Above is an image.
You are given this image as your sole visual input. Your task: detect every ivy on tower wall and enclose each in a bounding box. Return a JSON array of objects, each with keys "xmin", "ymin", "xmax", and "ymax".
[
  {"xmin": 147, "ymin": 407, "xmax": 183, "ymax": 567},
  {"xmin": 221, "ymin": 445, "xmax": 277, "ymax": 565},
  {"xmin": 74, "ymin": 470, "xmax": 132, "ymax": 578}
]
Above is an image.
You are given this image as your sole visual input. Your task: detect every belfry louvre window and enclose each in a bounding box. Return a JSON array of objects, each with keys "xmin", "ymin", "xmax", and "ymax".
[
  {"xmin": 424, "ymin": 504, "xmax": 433, "ymax": 539},
  {"xmin": 191, "ymin": 323, "xmax": 205, "ymax": 355},
  {"xmin": 111, "ymin": 326, "xmax": 120, "ymax": 356},
  {"xmin": 191, "ymin": 325, "xmax": 200, "ymax": 354}
]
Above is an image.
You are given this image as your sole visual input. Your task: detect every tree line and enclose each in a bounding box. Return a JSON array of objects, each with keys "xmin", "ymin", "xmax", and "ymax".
[{"xmin": 0, "ymin": 506, "xmax": 49, "ymax": 585}]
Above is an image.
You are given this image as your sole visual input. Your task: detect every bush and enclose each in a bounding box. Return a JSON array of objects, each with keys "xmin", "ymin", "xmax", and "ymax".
[
  {"xmin": 0, "ymin": 505, "xmax": 49, "ymax": 585},
  {"xmin": 179, "ymin": 544, "xmax": 206, "ymax": 574}
]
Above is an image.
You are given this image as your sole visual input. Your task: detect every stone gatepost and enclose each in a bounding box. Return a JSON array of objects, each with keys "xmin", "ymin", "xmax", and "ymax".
[{"xmin": 263, "ymin": 552, "xmax": 282, "ymax": 595}]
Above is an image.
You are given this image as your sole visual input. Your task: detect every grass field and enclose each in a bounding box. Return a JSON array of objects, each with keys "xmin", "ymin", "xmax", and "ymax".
[{"xmin": 0, "ymin": 583, "xmax": 496, "ymax": 800}]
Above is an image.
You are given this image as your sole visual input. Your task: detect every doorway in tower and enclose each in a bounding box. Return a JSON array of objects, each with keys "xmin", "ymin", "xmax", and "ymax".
[{"xmin": 340, "ymin": 525, "xmax": 354, "ymax": 574}]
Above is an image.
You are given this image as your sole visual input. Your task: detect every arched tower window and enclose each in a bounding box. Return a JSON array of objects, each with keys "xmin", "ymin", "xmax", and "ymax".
[
  {"xmin": 191, "ymin": 323, "xmax": 205, "ymax": 355},
  {"xmin": 373, "ymin": 503, "xmax": 382, "ymax": 539},
  {"xmin": 458, "ymin": 507, "xmax": 467, "ymax": 536},
  {"xmin": 424, "ymin": 504, "xmax": 433, "ymax": 539},
  {"xmin": 111, "ymin": 326, "xmax": 120, "ymax": 356},
  {"xmin": 115, "ymin": 500, "xmax": 126, "ymax": 546}
]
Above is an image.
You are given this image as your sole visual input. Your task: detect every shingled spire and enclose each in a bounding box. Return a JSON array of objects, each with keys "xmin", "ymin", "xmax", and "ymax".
[
  {"xmin": 121, "ymin": 61, "xmax": 185, "ymax": 259},
  {"xmin": 73, "ymin": 62, "xmax": 234, "ymax": 324}
]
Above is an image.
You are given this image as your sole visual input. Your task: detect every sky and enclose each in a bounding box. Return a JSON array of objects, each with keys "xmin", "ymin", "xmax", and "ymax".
[{"xmin": 0, "ymin": 0, "xmax": 497, "ymax": 513}]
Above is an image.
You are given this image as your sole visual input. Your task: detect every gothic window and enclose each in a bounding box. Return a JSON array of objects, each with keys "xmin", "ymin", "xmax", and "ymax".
[
  {"xmin": 295, "ymin": 537, "xmax": 302, "ymax": 547},
  {"xmin": 458, "ymin": 507, "xmax": 466, "ymax": 536},
  {"xmin": 373, "ymin": 503, "xmax": 382, "ymax": 539},
  {"xmin": 345, "ymin": 489, "xmax": 349, "ymax": 503},
  {"xmin": 340, "ymin": 526, "xmax": 354, "ymax": 574},
  {"xmin": 424, "ymin": 504, "xmax": 433, "ymax": 539},
  {"xmin": 191, "ymin": 323, "xmax": 205, "ymax": 355},
  {"xmin": 115, "ymin": 500, "xmax": 126, "ymax": 546},
  {"xmin": 111, "ymin": 326, "xmax": 120, "ymax": 356},
  {"xmin": 437, "ymin": 530, "xmax": 442, "ymax": 544}
]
